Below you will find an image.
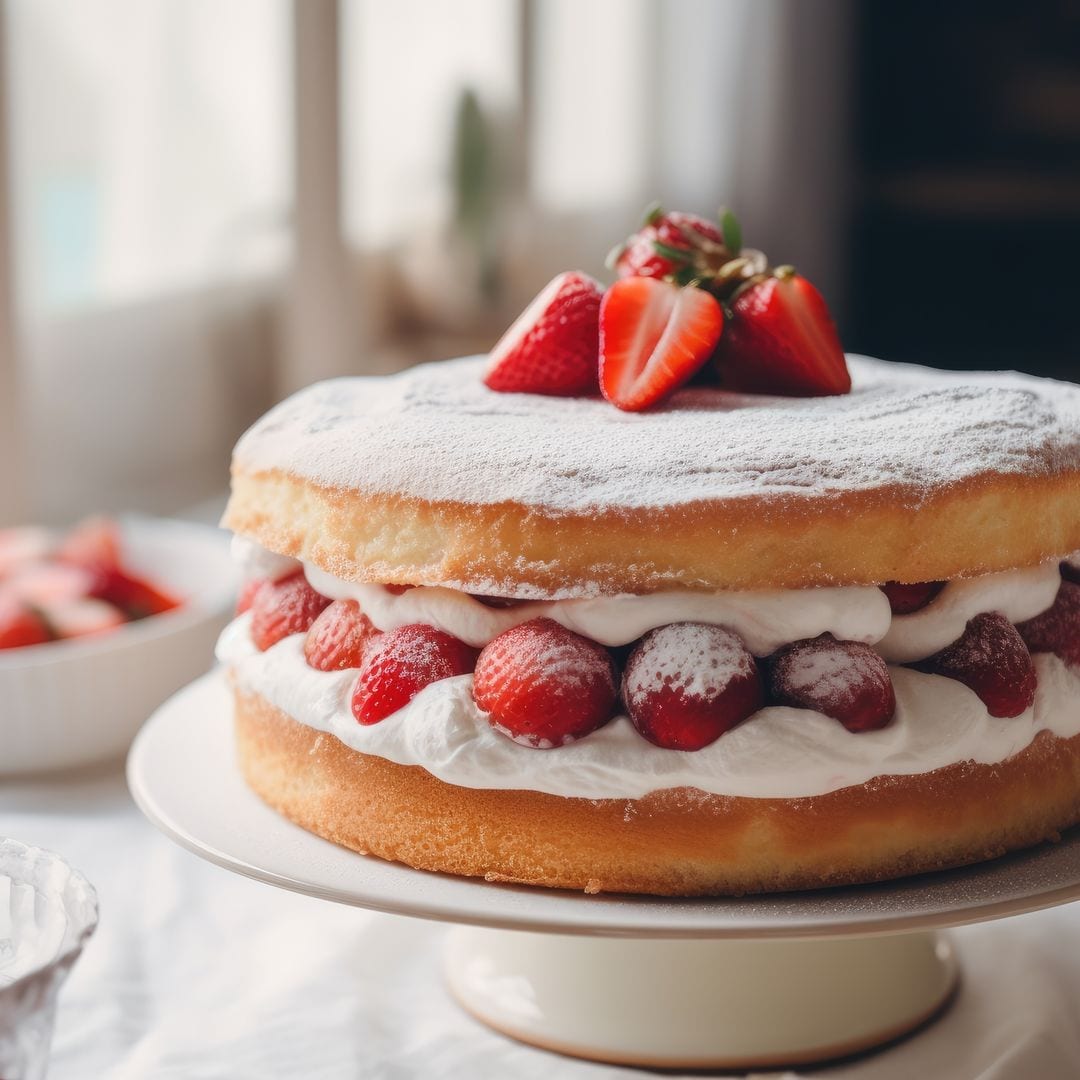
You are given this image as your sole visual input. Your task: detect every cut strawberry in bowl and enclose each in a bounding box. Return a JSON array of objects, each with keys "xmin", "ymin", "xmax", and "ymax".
[
  {"xmin": 55, "ymin": 516, "xmax": 122, "ymax": 573},
  {"xmin": 40, "ymin": 598, "xmax": 126, "ymax": 640},
  {"xmin": 1, "ymin": 516, "xmax": 238, "ymax": 775},
  {"xmin": 352, "ymin": 624, "xmax": 478, "ymax": 725},
  {"xmin": 305, "ymin": 599, "xmax": 382, "ymax": 671},
  {"xmin": 622, "ymin": 623, "xmax": 762, "ymax": 750},
  {"xmin": 599, "ymin": 277, "xmax": 724, "ymax": 411},
  {"xmin": 0, "ymin": 596, "xmax": 51, "ymax": 650},
  {"xmin": 0, "ymin": 527, "xmax": 54, "ymax": 577},
  {"xmin": 767, "ymin": 634, "xmax": 895, "ymax": 733},
  {"xmin": 90, "ymin": 567, "xmax": 181, "ymax": 619},
  {"xmin": 5, "ymin": 563, "xmax": 96, "ymax": 606},
  {"xmin": 713, "ymin": 270, "xmax": 850, "ymax": 397},
  {"xmin": 913, "ymin": 611, "xmax": 1036, "ymax": 718},
  {"xmin": 474, "ymin": 618, "xmax": 617, "ymax": 748},
  {"xmin": 484, "ymin": 271, "xmax": 603, "ymax": 396}
]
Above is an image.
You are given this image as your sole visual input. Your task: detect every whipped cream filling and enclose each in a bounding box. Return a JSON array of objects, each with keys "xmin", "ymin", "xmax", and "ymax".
[
  {"xmin": 218, "ymin": 614, "xmax": 1080, "ymax": 800},
  {"xmin": 230, "ymin": 536, "xmax": 301, "ymax": 583},
  {"xmin": 302, "ymin": 563, "xmax": 892, "ymax": 655},
  {"xmin": 876, "ymin": 562, "xmax": 1062, "ymax": 663},
  {"xmin": 234, "ymin": 536, "xmax": 1065, "ymax": 663}
]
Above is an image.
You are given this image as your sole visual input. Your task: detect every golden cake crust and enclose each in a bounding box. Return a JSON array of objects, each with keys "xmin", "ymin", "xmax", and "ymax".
[
  {"xmin": 222, "ymin": 355, "xmax": 1080, "ymax": 596},
  {"xmin": 225, "ymin": 465, "xmax": 1080, "ymax": 595},
  {"xmin": 233, "ymin": 688, "xmax": 1080, "ymax": 897}
]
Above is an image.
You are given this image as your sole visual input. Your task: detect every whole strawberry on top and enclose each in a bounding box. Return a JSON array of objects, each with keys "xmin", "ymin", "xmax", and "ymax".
[{"xmin": 483, "ymin": 201, "xmax": 851, "ymax": 411}]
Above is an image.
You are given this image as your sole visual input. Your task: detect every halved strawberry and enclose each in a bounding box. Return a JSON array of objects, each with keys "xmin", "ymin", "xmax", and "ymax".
[
  {"xmin": 484, "ymin": 271, "xmax": 603, "ymax": 396},
  {"xmin": 250, "ymin": 571, "xmax": 331, "ymax": 651},
  {"xmin": 0, "ymin": 528, "xmax": 54, "ymax": 579},
  {"xmin": 90, "ymin": 567, "xmax": 180, "ymax": 619},
  {"xmin": 622, "ymin": 623, "xmax": 762, "ymax": 749},
  {"xmin": 351, "ymin": 624, "xmax": 478, "ymax": 725},
  {"xmin": 881, "ymin": 580, "xmax": 946, "ymax": 616},
  {"xmin": 41, "ymin": 598, "xmax": 126, "ymax": 640},
  {"xmin": 914, "ymin": 612, "xmax": 1036, "ymax": 718},
  {"xmin": 713, "ymin": 270, "xmax": 850, "ymax": 397},
  {"xmin": 5, "ymin": 562, "xmax": 95, "ymax": 605},
  {"xmin": 304, "ymin": 599, "xmax": 381, "ymax": 671},
  {"xmin": 55, "ymin": 517, "xmax": 122, "ymax": 573},
  {"xmin": 0, "ymin": 596, "xmax": 51, "ymax": 649},
  {"xmin": 474, "ymin": 618, "xmax": 617, "ymax": 747},
  {"xmin": 599, "ymin": 277, "xmax": 724, "ymax": 411},
  {"xmin": 236, "ymin": 578, "xmax": 265, "ymax": 615}
]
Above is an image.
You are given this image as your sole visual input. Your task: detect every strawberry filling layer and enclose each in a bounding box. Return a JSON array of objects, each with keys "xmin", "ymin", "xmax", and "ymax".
[{"xmin": 220, "ymin": 546, "xmax": 1080, "ymax": 798}]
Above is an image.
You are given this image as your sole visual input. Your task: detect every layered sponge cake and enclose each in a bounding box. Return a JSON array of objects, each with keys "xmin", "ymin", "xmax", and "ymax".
[{"xmin": 218, "ymin": 353, "xmax": 1080, "ymax": 896}]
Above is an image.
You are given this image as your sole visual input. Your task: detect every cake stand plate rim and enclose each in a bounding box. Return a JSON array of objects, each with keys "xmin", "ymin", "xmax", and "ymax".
[{"xmin": 127, "ymin": 669, "xmax": 1080, "ymax": 939}]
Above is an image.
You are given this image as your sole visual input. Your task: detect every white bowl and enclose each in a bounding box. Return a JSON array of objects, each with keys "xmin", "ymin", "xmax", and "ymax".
[
  {"xmin": 0, "ymin": 516, "xmax": 238, "ymax": 775},
  {"xmin": 0, "ymin": 838, "xmax": 99, "ymax": 1080}
]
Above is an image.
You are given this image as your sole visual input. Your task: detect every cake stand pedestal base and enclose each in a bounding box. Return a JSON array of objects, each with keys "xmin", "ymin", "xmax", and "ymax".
[{"xmin": 444, "ymin": 927, "xmax": 958, "ymax": 1070}]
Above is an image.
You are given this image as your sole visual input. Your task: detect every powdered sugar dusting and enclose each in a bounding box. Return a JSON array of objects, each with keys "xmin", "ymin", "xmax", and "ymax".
[
  {"xmin": 776, "ymin": 638, "xmax": 890, "ymax": 708},
  {"xmin": 625, "ymin": 623, "xmax": 754, "ymax": 706},
  {"xmin": 233, "ymin": 355, "xmax": 1080, "ymax": 512}
]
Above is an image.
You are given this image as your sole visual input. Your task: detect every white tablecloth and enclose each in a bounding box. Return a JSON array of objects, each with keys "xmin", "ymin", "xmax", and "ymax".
[{"xmin": 3, "ymin": 763, "xmax": 1080, "ymax": 1080}]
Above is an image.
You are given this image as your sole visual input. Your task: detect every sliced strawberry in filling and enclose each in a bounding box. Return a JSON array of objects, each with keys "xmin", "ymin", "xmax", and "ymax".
[
  {"xmin": 913, "ymin": 611, "xmax": 1036, "ymax": 718},
  {"xmin": 352, "ymin": 624, "xmax": 478, "ymax": 725},
  {"xmin": 474, "ymin": 618, "xmax": 617, "ymax": 747},
  {"xmin": 1016, "ymin": 580, "xmax": 1080, "ymax": 667},
  {"xmin": 767, "ymin": 634, "xmax": 895, "ymax": 732},
  {"xmin": 880, "ymin": 580, "xmax": 946, "ymax": 615},
  {"xmin": 305, "ymin": 599, "xmax": 382, "ymax": 671},
  {"xmin": 622, "ymin": 623, "xmax": 762, "ymax": 750}
]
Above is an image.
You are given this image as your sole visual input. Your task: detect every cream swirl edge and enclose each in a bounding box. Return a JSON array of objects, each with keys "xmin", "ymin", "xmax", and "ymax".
[
  {"xmin": 232, "ymin": 537, "xmax": 1066, "ymax": 663},
  {"xmin": 217, "ymin": 614, "xmax": 1080, "ymax": 801}
]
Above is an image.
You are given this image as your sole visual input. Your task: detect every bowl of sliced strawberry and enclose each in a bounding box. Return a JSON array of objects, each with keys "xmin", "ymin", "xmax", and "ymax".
[{"xmin": 0, "ymin": 515, "xmax": 237, "ymax": 774}]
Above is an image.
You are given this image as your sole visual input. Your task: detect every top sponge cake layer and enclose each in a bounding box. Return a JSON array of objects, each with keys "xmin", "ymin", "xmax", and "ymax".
[{"xmin": 224, "ymin": 355, "xmax": 1080, "ymax": 596}]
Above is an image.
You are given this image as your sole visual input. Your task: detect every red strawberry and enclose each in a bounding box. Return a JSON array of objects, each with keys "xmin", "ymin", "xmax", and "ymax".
[
  {"xmin": 250, "ymin": 571, "xmax": 331, "ymax": 651},
  {"xmin": 613, "ymin": 208, "xmax": 727, "ymax": 281},
  {"xmin": 473, "ymin": 618, "xmax": 616, "ymax": 747},
  {"xmin": 41, "ymin": 598, "xmax": 126, "ymax": 640},
  {"xmin": 713, "ymin": 270, "xmax": 850, "ymax": 397},
  {"xmin": 914, "ymin": 612, "xmax": 1036, "ymax": 718},
  {"xmin": 622, "ymin": 623, "xmax": 762, "ymax": 750},
  {"xmin": 599, "ymin": 277, "xmax": 724, "ymax": 411},
  {"xmin": 236, "ymin": 578, "xmax": 264, "ymax": 615},
  {"xmin": 881, "ymin": 580, "xmax": 946, "ymax": 616},
  {"xmin": 6, "ymin": 563, "xmax": 95, "ymax": 605},
  {"xmin": 484, "ymin": 271, "xmax": 603, "ymax": 396},
  {"xmin": 470, "ymin": 594, "xmax": 525, "ymax": 609},
  {"xmin": 305, "ymin": 599, "xmax": 381, "ymax": 671},
  {"xmin": 0, "ymin": 528, "xmax": 53, "ymax": 578},
  {"xmin": 0, "ymin": 596, "xmax": 51, "ymax": 649},
  {"xmin": 768, "ymin": 634, "xmax": 895, "ymax": 732},
  {"xmin": 55, "ymin": 517, "xmax": 122, "ymax": 573},
  {"xmin": 91, "ymin": 567, "xmax": 179, "ymax": 619},
  {"xmin": 352, "ymin": 624, "xmax": 477, "ymax": 725},
  {"xmin": 383, "ymin": 584, "xmax": 415, "ymax": 596},
  {"xmin": 1016, "ymin": 581, "xmax": 1080, "ymax": 667}
]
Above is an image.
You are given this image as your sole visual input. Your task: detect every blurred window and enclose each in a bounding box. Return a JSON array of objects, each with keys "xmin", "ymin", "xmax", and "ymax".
[
  {"xmin": 342, "ymin": 0, "xmax": 519, "ymax": 248},
  {"xmin": 7, "ymin": 0, "xmax": 291, "ymax": 315}
]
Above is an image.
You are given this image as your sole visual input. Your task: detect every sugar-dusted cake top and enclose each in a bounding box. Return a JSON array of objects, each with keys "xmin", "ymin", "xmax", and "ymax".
[{"xmin": 233, "ymin": 355, "xmax": 1080, "ymax": 513}]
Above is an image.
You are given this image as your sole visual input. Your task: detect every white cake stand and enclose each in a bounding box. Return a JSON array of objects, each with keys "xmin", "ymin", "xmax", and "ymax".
[{"xmin": 128, "ymin": 672, "xmax": 1080, "ymax": 1070}]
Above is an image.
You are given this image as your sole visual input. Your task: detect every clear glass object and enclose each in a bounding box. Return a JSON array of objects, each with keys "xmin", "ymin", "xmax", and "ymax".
[{"xmin": 0, "ymin": 839, "xmax": 98, "ymax": 1080}]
